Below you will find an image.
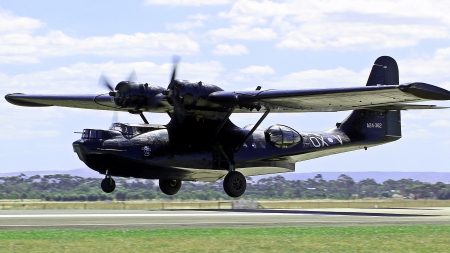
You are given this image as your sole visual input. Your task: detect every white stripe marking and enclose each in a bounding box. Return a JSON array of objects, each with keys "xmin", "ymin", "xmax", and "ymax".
[{"xmin": 0, "ymin": 213, "xmax": 299, "ymax": 218}]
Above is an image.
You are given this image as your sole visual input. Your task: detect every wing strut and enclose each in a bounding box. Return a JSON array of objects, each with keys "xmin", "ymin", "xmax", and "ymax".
[
  {"xmin": 208, "ymin": 105, "xmax": 237, "ymax": 145},
  {"xmin": 140, "ymin": 113, "xmax": 149, "ymax": 124},
  {"xmin": 234, "ymin": 109, "xmax": 270, "ymax": 153}
]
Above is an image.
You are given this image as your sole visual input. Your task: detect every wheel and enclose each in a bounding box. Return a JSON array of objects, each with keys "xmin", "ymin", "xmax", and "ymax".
[
  {"xmin": 101, "ymin": 177, "xmax": 116, "ymax": 193},
  {"xmin": 223, "ymin": 171, "xmax": 246, "ymax": 197},
  {"xmin": 159, "ymin": 179, "xmax": 182, "ymax": 195}
]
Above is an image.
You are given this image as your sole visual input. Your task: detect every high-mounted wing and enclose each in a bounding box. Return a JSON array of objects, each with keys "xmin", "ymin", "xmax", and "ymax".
[
  {"xmin": 208, "ymin": 82, "xmax": 450, "ymax": 113},
  {"xmin": 210, "ymin": 56, "xmax": 450, "ymax": 112},
  {"xmin": 6, "ymin": 82, "xmax": 450, "ymax": 114},
  {"xmin": 4, "ymin": 93, "xmax": 171, "ymax": 113},
  {"xmin": 5, "ymin": 56, "xmax": 450, "ymax": 124}
]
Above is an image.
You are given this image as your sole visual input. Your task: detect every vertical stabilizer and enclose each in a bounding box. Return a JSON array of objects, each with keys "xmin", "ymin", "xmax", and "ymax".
[
  {"xmin": 366, "ymin": 56, "xmax": 399, "ymax": 86},
  {"xmin": 339, "ymin": 109, "xmax": 401, "ymax": 142}
]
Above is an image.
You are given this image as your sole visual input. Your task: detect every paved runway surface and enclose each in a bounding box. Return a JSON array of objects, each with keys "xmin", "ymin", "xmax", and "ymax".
[{"xmin": 0, "ymin": 208, "xmax": 449, "ymax": 230}]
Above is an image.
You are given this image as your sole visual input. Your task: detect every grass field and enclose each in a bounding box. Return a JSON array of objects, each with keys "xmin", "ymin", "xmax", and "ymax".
[{"xmin": 1, "ymin": 225, "xmax": 450, "ymax": 253}]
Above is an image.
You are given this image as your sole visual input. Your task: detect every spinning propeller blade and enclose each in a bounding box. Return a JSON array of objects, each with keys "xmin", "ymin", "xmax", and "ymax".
[
  {"xmin": 126, "ymin": 69, "xmax": 138, "ymax": 83},
  {"xmin": 168, "ymin": 55, "xmax": 180, "ymax": 90},
  {"xmin": 99, "ymin": 73, "xmax": 114, "ymax": 92}
]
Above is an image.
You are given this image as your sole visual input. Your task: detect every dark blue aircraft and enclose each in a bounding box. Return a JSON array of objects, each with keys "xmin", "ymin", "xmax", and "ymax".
[{"xmin": 5, "ymin": 56, "xmax": 450, "ymax": 197}]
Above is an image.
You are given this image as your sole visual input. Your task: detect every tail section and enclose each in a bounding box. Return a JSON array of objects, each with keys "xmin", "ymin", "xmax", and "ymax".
[
  {"xmin": 340, "ymin": 56, "xmax": 401, "ymax": 143},
  {"xmin": 366, "ymin": 56, "xmax": 399, "ymax": 86},
  {"xmin": 339, "ymin": 109, "xmax": 401, "ymax": 142}
]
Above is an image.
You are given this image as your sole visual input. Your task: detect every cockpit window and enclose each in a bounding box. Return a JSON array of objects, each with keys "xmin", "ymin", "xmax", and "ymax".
[
  {"xmin": 110, "ymin": 124, "xmax": 123, "ymax": 132},
  {"xmin": 266, "ymin": 124, "xmax": 301, "ymax": 148},
  {"xmin": 82, "ymin": 129, "xmax": 104, "ymax": 140},
  {"xmin": 109, "ymin": 123, "xmax": 142, "ymax": 137}
]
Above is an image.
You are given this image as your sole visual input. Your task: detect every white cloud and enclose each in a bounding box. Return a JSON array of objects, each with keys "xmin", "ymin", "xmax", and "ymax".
[
  {"xmin": 212, "ymin": 44, "xmax": 248, "ymax": 55},
  {"xmin": 213, "ymin": 0, "xmax": 450, "ymax": 50},
  {"xmin": 221, "ymin": 0, "xmax": 450, "ymax": 24},
  {"xmin": 166, "ymin": 21, "xmax": 204, "ymax": 31},
  {"xmin": 430, "ymin": 120, "xmax": 450, "ymax": 127},
  {"xmin": 2, "ymin": 60, "xmax": 225, "ymax": 94},
  {"xmin": 208, "ymin": 25, "xmax": 277, "ymax": 40},
  {"xmin": 144, "ymin": 0, "xmax": 232, "ymax": 6},
  {"xmin": 0, "ymin": 10, "xmax": 202, "ymax": 64},
  {"xmin": 0, "ymin": 31, "xmax": 200, "ymax": 63},
  {"xmin": 240, "ymin": 65, "xmax": 275, "ymax": 75},
  {"xmin": 267, "ymin": 67, "xmax": 365, "ymax": 89},
  {"xmin": 402, "ymin": 125, "xmax": 437, "ymax": 140},
  {"xmin": 394, "ymin": 47, "xmax": 450, "ymax": 92},
  {"xmin": 277, "ymin": 23, "xmax": 448, "ymax": 50},
  {"xmin": 0, "ymin": 10, "xmax": 44, "ymax": 33},
  {"xmin": 188, "ymin": 14, "xmax": 210, "ymax": 20}
]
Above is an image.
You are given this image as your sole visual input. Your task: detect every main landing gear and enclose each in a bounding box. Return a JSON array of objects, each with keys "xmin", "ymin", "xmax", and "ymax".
[
  {"xmin": 159, "ymin": 179, "xmax": 182, "ymax": 195},
  {"xmin": 223, "ymin": 171, "xmax": 246, "ymax": 197},
  {"xmin": 101, "ymin": 172, "xmax": 116, "ymax": 193}
]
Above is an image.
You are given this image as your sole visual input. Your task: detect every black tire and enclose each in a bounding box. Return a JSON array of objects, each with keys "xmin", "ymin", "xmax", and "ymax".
[
  {"xmin": 101, "ymin": 178, "xmax": 116, "ymax": 193},
  {"xmin": 223, "ymin": 171, "xmax": 246, "ymax": 197},
  {"xmin": 159, "ymin": 179, "xmax": 182, "ymax": 195}
]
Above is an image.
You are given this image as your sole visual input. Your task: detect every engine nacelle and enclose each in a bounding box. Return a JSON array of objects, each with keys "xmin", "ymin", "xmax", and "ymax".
[
  {"xmin": 167, "ymin": 80, "xmax": 223, "ymax": 110},
  {"xmin": 111, "ymin": 81, "xmax": 165, "ymax": 111}
]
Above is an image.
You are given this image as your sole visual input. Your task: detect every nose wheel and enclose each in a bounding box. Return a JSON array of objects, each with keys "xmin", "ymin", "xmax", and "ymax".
[
  {"xmin": 159, "ymin": 179, "xmax": 182, "ymax": 195},
  {"xmin": 223, "ymin": 171, "xmax": 246, "ymax": 197},
  {"xmin": 101, "ymin": 175, "xmax": 116, "ymax": 193}
]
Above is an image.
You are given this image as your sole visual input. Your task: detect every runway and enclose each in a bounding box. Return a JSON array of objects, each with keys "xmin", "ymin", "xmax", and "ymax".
[{"xmin": 0, "ymin": 208, "xmax": 449, "ymax": 230}]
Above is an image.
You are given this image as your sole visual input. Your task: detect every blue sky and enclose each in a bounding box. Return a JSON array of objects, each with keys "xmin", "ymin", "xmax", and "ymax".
[{"xmin": 2, "ymin": 0, "xmax": 450, "ymax": 173}]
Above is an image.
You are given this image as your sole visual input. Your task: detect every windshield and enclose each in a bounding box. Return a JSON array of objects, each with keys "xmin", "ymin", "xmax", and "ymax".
[
  {"xmin": 109, "ymin": 123, "xmax": 141, "ymax": 137},
  {"xmin": 82, "ymin": 129, "xmax": 104, "ymax": 139}
]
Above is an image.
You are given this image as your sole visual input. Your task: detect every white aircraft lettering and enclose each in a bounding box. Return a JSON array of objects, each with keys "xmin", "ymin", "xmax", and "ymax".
[
  {"xmin": 309, "ymin": 137, "xmax": 321, "ymax": 148},
  {"xmin": 310, "ymin": 134, "xmax": 343, "ymax": 148},
  {"xmin": 317, "ymin": 135, "xmax": 329, "ymax": 147},
  {"xmin": 333, "ymin": 135, "xmax": 343, "ymax": 145}
]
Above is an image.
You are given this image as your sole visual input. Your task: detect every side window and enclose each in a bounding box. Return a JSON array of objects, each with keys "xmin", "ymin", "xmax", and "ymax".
[
  {"xmin": 89, "ymin": 130, "xmax": 97, "ymax": 139},
  {"xmin": 82, "ymin": 130, "xmax": 89, "ymax": 139},
  {"xmin": 96, "ymin": 130, "xmax": 103, "ymax": 139}
]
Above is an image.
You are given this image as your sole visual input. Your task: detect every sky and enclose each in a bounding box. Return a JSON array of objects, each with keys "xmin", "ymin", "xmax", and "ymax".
[{"xmin": 2, "ymin": 0, "xmax": 450, "ymax": 174}]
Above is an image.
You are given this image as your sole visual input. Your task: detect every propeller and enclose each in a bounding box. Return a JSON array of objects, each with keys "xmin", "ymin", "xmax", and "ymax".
[
  {"xmin": 99, "ymin": 70, "xmax": 145, "ymax": 123},
  {"xmin": 98, "ymin": 73, "xmax": 119, "ymax": 124},
  {"xmin": 99, "ymin": 73, "xmax": 114, "ymax": 92},
  {"xmin": 126, "ymin": 69, "xmax": 138, "ymax": 83},
  {"xmin": 97, "ymin": 57, "xmax": 181, "ymax": 124},
  {"xmin": 163, "ymin": 55, "xmax": 186, "ymax": 124},
  {"xmin": 168, "ymin": 55, "xmax": 180, "ymax": 91}
]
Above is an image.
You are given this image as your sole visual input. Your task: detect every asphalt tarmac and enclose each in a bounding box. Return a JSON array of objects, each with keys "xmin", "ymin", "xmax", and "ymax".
[{"xmin": 0, "ymin": 208, "xmax": 449, "ymax": 230}]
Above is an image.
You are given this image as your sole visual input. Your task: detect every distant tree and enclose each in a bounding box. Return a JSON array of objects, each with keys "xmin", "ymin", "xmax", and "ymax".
[
  {"xmin": 8, "ymin": 191, "xmax": 20, "ymax": 199},
  {"xmin": 87, "ymin": 194, "xmax": 99, "ymax": 201},
  {"xmin": 115, "ymin": 191, "xmax": 127, "ymax": 201}
]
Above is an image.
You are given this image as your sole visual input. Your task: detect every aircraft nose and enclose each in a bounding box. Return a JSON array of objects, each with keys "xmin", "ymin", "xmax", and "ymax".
[{"xmin": 72, "ymin": 142, "xmax": 87, "ymax": 163}]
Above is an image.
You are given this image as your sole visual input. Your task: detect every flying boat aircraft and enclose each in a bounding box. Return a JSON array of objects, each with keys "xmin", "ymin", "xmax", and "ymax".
[{"xmin": 5, "ymin": 56, "xmax": 450, "ymax": 197}]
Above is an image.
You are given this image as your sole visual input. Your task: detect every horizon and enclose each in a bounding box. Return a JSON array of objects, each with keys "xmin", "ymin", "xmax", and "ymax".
[{"xmin": 3, "ymin": 168, "xmax": 450, "ymax": 184}]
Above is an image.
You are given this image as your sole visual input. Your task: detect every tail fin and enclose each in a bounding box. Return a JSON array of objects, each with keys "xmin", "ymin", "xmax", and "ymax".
[
  {"xmin": 366, "ymin": 56, "xmax": 399, "ymax": 86},
  {"xmin": 339, "ymin": 110, "xmax": 401, "ymax": 142},
  {"xmin": 340, "ymin": 56, "xmax": 401, "ymax": 143}
]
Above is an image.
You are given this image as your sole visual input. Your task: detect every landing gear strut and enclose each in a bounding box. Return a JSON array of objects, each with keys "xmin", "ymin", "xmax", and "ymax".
[
  {"xmin": 223, "ymin": 171, "xmax": 246, "ymax": 197},
  {"xmin": 101, "ymin": 172, "xmax": 116, "ymax": 193},
  {"xmin": 159, "ymin": 179, "xmax": 182, "ymax": 195}
]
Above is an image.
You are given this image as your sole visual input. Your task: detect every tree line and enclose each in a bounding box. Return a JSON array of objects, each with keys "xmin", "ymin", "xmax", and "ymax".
[{"xmin": 1, "ymin": 173, "xmax": 450, "ymax": 201}]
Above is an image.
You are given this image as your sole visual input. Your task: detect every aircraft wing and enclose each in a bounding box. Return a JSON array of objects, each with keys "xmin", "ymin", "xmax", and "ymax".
[
  {"xmin": 4, "ymin": 93, "xmax": 171, "ymax": 112},
  {"xmin": 5, "ymin": 82, "xmax": 450, "ymax": 114},
  {"xmin": 210, "ymin": 82, "xmax": 450, "ymax": 113}
]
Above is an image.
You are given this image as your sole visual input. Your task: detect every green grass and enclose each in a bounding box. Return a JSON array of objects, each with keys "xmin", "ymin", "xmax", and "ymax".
[{"xmin": 1, "ymin": 226, "xmax": 450, "ymax": 253}]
